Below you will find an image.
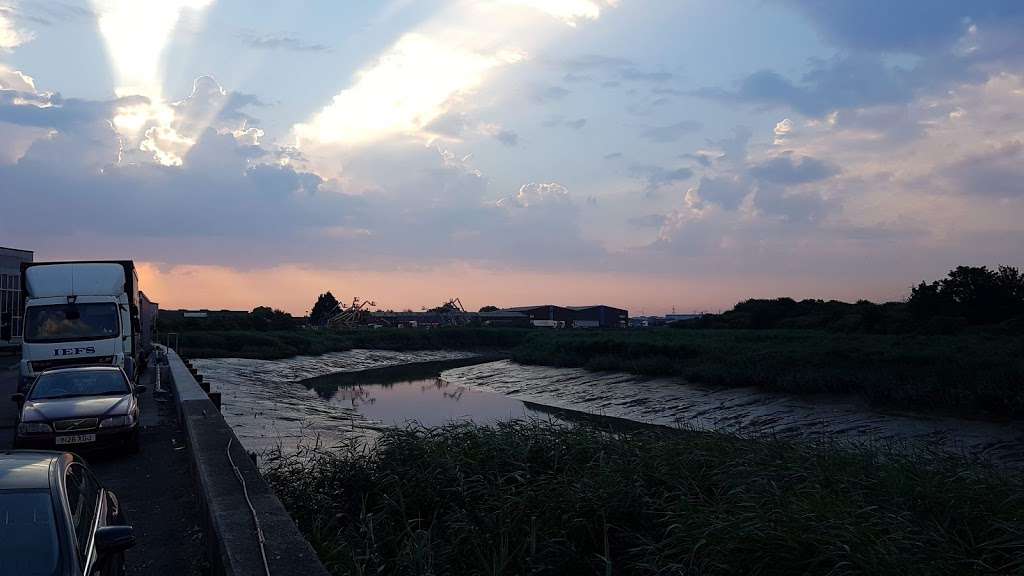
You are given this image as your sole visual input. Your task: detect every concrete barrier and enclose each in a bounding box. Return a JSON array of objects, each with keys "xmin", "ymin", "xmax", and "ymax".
[{"xmin": 162, "ymin": 346, "xmax": 330, "ymax": 576}]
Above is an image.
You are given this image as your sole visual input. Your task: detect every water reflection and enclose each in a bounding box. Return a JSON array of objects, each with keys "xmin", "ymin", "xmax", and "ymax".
[{"xmin": 192, "ymin": 350, "xmax": 547, "ymax": 454}]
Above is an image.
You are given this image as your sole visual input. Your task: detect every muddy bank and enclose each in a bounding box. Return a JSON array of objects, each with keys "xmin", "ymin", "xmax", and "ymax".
[
  {"xmin": 298, "ymin": 354, "xmax": 507, "ymax": 396},
  {"xmin": 195, "ymin": 350, "xmax": 1024, "ymax": 467},
  {"xmin": 193, "ymin": 350, "xmax": 544, "ymax": 454},
  {"xmin": 443, "ymin": 360, "xmax": 1024, "ymax": 467}
]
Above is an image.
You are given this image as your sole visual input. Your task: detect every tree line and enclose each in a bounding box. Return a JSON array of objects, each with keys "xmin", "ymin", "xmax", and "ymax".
[{"xmin": 678, "ymin": 265, "xmax": 1024, "ymax": 334}]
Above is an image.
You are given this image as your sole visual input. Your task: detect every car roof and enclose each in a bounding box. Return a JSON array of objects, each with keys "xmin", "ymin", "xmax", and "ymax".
[
  {"xmin": 40, "ymin": 366, "xmax": 123, "ymax": 376},
  {"xmin": 0, "ymin": 451, "xmax": 62, "ymax": 490}
]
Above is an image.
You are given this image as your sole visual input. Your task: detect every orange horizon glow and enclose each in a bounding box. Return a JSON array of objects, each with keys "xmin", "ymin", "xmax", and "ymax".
[{"xmin": 135, "ymin": 261, "xmax": 907, "ymax": 317}]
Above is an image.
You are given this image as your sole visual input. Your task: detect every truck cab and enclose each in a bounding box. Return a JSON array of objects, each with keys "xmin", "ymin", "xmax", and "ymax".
[{"xmin": 19, "ymin": 262, "xmax": 141, "ymax": 392}]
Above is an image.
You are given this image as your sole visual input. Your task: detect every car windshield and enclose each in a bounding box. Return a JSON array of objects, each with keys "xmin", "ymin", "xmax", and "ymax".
[
  {"xmin": 30, "ymin": 371, "xmax": 129, "ymax": 400},
  {"xmin": 0, "ymin": 490, "xmax": 60, "ymax": 576},
  {"xmin": 24, "ymin": 303, "xmax": 119, "ymax": 343}
]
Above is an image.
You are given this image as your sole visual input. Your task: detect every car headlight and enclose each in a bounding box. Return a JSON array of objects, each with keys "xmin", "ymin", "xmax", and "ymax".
[
  {"xmin": 18, "ymin": 422, "xmax": 52, "ymax": 434},
  {"xmin": 99, "ymin": 414, "xmax": 136, "ymax": 428}
]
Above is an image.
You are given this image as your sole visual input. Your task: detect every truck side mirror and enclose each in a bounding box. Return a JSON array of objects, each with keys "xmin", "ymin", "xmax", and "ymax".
[{"xmin": 10, "ymin": 393, "xmax": 25, "ymax": 404}]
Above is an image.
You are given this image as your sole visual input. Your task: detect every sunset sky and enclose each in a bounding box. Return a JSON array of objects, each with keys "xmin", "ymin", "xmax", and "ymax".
[{"xmin": 2, "ymin": 0, "xmax": 1022, "ymax": 315}]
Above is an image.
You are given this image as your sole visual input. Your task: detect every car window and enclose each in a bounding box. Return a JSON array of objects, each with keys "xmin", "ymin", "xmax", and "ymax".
[
  {"xmin": 0, "ymin": 490, "xmax": 60, "ymax": 576},
  {"xmin": 65, "ymin": 464, "xmax": 101, "ymax": 566},
  {"xmin": 30, "ymin": 370, "xmax": 130, "ymax": 400}
]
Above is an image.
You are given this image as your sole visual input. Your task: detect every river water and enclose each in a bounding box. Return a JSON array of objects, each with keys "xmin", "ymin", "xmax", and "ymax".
[
  {"xmin": 192, "ymin": 350, "xmax": 553, "ymax": 454},
  {"xmin": 194, "ymin": 350, "xmax": 1024, "ymax": 466}
]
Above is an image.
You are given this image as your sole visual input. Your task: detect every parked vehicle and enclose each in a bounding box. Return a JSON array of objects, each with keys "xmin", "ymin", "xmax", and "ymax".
[
  {"xmin": 12, "ymin": 367, "xmax": 144, "ymax": 454},
  {"xmin": 19, "ymin": 261, "xmax": 151, "ymax": 391},
  {"xmin": 0, "ymin": 450, "xmax": 135, "ymax": 575}
]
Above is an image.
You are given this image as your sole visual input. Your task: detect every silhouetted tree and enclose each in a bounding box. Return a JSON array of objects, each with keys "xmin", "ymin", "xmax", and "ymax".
[
  {"xmin": 908, "ymin": 265, "xmax": 1024, "ymax": 324},
  {"xmin": 479, "ymin": 306, "xmax": 500, "ymax": 313},
  {"xmin": 310, "ymin": 292, "xmax": 341, "ymax": 326},
  {"xmin": 251, "ymin": 306, "xmax": 295, "ymax": 331}
]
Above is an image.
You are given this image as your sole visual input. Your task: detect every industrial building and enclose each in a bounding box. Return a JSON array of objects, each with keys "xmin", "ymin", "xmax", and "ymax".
[
  {"xmin": 567, "ymin": 305, "xmax": 629, "ymax": 328},
  {"xmin": 501, "ymin": 305, "xmax": 576, "ymax": 327},
  {"xmin": 500, "ymin": 305, "xmax": 628, "ymax": 328},
  {"xmin": 0, "ymin": 246, "xmax": 33, "ymax": 343}
]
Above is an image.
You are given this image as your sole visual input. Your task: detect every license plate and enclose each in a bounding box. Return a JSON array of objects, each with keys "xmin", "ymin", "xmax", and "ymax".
[{"xmin": 56, "ymin": 434, "xmax": 96, "ymax": 445}]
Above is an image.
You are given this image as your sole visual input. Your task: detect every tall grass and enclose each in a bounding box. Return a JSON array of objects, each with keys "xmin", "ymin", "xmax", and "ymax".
[
  {"xmin": 509, "ymin": 329, "xmax": 1024, "ymax": 418},
  {"xmin": 265, "ymin": 421, "xmax": 1024, "ymax": 576},
  {"xmin": 175, "ymin": 327, "xmax": 531, "ymax": 359}
]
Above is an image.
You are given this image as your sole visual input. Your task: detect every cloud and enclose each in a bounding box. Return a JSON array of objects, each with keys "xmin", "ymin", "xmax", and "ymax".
[
  {"xmin": 939, "ymin": 140, "xmax": 1024, "ymax": 199},
  {"xmin": 696, "ymin": 56, "xmax": 917, "ymax": 117},
  {"xmin": 0, "ymin": 87, "xmax": 148, "ymax": 134},
  {"xmin": 603, "ymin": 151, "xmax": 623, "ymax": 160},
  {"xmin": 493, "ymin": 129, "xmax": 519, "ymax": 146},
  {"xmin": 497, "ymin": 182, "xmax": 570, "ymax": 208},
  {"xmin": 686, "ymin": 175, "xmax": 749, "ymax": 210},
  {"xmin": 0, "ymin": 4, "xmax": 35, "ymax": 49},
  {"xmin": 640, "ymin": 120, "xmax": 702, "ymax": 143},
  {"xmin": 680, "ymin": 152, "xmax": 714, "ymax": 167},
  {"xmin": 748, "ymin": 153, "xmax": 839, "ymax": 185},
  {"xmin": 619, "ymin": 68, "xmax": 672, "ymax": 83},
  {"xmin": 777, "ymin": 0, "xmax": 1024, "ymax": 55},
  {"xmin": 754, "ymin": 184, "xmax": 832, "ymax": 223},
  {"xmin": 500, "ymin": 0, "xmax": 608, "ymax": 27},
  {"xmin": 294, "ymin": 1, "xmax": 614, "ymax": 149},
  {"xmin": 628, "ymin": 214, "xmax": 667, "ymax": 228},
  {"xmin": 534, "ymin": 85, "xmax": 571, "ymax": 102},
  {"xmin": 629, "ymin": 164, "xmax": 694, "ymax": 196},
  {"xmin": 773, "ymin": 118, "xmax": 793, "ymax": 144},
  {"xmin": 238, "ymin": 29, "xmax": 330, "ymax": 52},
  {"xmin": 565, "ymin": 117, "xmax": 587, "ymax": 130},
  {"xmin": 2, "ymin": 2, "xmax": 93, "ymax": 27}
]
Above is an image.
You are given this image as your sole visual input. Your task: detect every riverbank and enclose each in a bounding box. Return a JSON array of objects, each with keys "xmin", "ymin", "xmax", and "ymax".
[
  {"xmin": 177, "ymin": 327, "xmax": 1024, "ymax": 419},
  {"xmin": 265, "ymin": 420, "xmax": 1024, "ymax": 576}
]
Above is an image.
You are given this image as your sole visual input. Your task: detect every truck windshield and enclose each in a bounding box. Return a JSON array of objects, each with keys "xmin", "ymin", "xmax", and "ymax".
[{"xmin": 24, "ymin": 303, "xmax": 119, "ymax": 343}]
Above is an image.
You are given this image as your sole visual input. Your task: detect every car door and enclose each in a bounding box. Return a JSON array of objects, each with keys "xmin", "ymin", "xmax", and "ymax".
[{"xmin": 64, "ymin": 462, "xmax": 105, "ymax": 575}]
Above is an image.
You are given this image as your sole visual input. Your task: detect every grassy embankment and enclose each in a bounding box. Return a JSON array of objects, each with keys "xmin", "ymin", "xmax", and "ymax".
[
  {"xmin": 266, "ymin": 420, "xmax": 1024, "ymax": 576},
  {"xmin": 177, "ymin": 327, "xmax": 1024, "ymax": 418}
]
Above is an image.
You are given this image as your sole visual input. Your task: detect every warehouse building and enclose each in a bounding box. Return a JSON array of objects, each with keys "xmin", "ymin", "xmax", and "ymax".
[
  {"xmin": 568, "ymin": 305, "xmax": 629, "ymax": 328},
  {"xmin": 0, "ymin": 246, "xmax": 33, "ymax": 344},
  {"xmin": 501, "ymin": 305, "xmax": 576, "ymax": 327}
]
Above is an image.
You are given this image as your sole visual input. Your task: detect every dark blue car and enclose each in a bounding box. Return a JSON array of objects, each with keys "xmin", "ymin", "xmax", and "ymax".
[{"xmin": 0, "ymin": 450, "xmax": 135, "ymax": 575}]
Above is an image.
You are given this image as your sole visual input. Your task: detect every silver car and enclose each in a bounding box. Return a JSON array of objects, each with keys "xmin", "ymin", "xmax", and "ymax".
[{"xmin": 11, "ymin": 367, "xmax": 145, "ymax": 454}]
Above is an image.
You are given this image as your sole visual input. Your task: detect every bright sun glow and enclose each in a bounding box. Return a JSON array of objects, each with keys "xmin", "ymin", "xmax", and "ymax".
[
  {"xmin": 294, "ymin": 0, "xmax": 615, "ymax": 149},
  {"xmin": 295, "ymin": 33, "xmax": 523, "ymax": 145},
  {"xmin": 500, "ymin": 0, "xmax": 605, "ymax": 26},
  {"xmin": 92, "ymin": 0, "xmax": 214, "ymax": 165}
]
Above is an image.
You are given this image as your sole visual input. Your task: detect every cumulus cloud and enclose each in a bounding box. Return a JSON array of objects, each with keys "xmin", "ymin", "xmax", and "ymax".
[
  {"xmin": 686, "ymin": 175, "xmax": 749, "ymax": 210},
  {"xmin": 498, "ymin": 182, "xmax": 571, "ymax": 208}
]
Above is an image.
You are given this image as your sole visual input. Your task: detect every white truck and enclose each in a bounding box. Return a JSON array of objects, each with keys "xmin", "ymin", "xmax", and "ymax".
[{"xmin": 19, "ymin": 261, "xmax": 144, "ymax": 391}]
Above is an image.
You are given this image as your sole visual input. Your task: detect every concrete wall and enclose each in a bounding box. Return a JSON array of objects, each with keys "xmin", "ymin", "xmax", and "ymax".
[{"xmin": 162, "ymin": 346, "xmax": 330, "ymax": 576}]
